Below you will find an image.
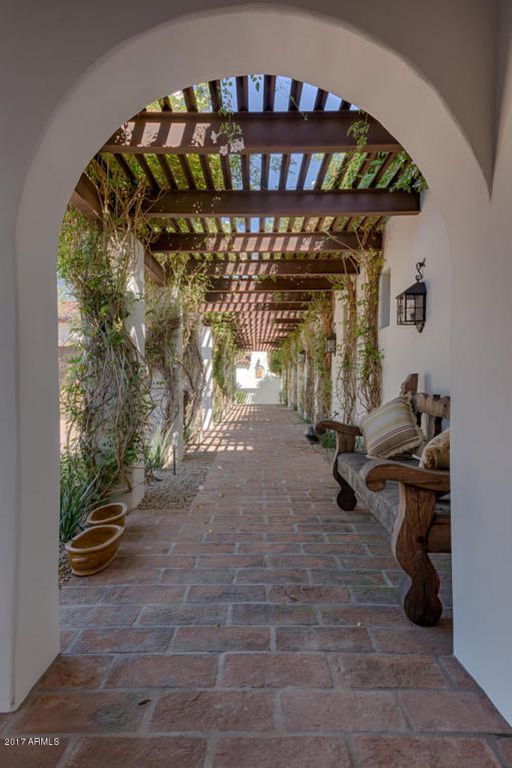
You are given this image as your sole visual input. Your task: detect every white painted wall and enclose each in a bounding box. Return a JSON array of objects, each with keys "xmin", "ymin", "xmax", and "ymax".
[
  {"xmin": 379, "ymin": 191, "xmax": 451, "ymax": 399},
  {"xmin": 236, "ymin": 352, "xmax": 281, "ymax": 404},
  {"xmin": 2, "ymin": 0, "xmax": 512, "ymax": 723},
  {"xmin": 200, "ymin": 324, "xmax": 214, "ymax": 431}
]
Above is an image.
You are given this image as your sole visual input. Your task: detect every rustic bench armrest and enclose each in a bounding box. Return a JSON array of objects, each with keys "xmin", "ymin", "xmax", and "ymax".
[
  {"xmin": 363, "ymin": 460, "xmax": 450, "ymax": 494},
  {"xmin": 315, "ymin": 420, "xmax": 362, "ymax": 437}
]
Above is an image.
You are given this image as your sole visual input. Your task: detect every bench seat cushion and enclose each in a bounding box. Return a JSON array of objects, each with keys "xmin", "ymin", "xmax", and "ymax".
[{"xmin": 337, "ymin": 452, "xmax": 450, "ymax": 535}]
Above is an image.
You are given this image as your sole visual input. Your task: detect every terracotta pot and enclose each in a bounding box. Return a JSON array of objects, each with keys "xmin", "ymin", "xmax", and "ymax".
[
  {"xmin": 86, "ymin": 502, "xmax": 127, "ymax": 528},
  {"xmin": 65, "ymin": 524, "xmax": 124, "ymax": 576}
]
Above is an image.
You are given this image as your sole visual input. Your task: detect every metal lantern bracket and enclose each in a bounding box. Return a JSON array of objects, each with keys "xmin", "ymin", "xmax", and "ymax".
[
  {"xmin": 325, "ymin": 331, "xmax": 337, "ymax": 354},
  {"xmin": 396, "ymin": 259, "xmax": 427, "ymax": 333}
]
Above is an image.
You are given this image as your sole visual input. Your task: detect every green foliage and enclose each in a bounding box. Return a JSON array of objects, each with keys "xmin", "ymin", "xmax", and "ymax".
[
  {"xmin": 59, "ymin": 449, "xmax": 102, "ymax": 543},
  {"xmin": 59, "ymin": 177, "xmax": 152, "ymax": 502},
  {"xmin": 204, "ymin": 313, "xmax": 240, "ymax": 420},
  {"xmin": 144, "ymin": 424, "xmax": 170, "ymax": 478}
]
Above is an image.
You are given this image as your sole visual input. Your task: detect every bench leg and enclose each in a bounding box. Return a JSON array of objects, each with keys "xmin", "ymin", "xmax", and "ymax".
[
  {"xmin": 332, "ymin": 458, "xmax": 357, "ymax": 511},
  {"xmin": 392, "ymin": 483, "xmax": 443, "ymax": 627}
]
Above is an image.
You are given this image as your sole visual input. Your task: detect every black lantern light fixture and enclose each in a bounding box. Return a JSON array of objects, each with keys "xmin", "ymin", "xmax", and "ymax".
[
  {"xmin": 325, "ymin": 331, "xmax": 337, "ymax": 354},
  {"xmin": 298, "ymin": 349, "xmax": 306, "ymax": 364},
  {"xmin": 396, "ymin": 259, "xmax": 427, "ymax": 333}
]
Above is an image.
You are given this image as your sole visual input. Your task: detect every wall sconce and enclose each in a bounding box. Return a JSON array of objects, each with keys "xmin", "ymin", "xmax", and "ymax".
[
  {"xmin": 396, "ymin": 259, "xmax": 427, "ymax": 333},
  {"xmin": 325, "ymin": 332, "xmax": 337, "ymax": 354},
  {"xmin": 298, "ymin": 349, "xmax": 306, "ymax": 364}
]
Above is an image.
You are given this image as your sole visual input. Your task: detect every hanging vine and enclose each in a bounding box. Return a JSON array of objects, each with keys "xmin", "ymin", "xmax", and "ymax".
[{"xmin": 58, "ymin": 168, "xmax": 153, "ymax": 522}]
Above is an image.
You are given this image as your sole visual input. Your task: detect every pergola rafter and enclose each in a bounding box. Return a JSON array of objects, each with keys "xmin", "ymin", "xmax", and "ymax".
[
  {"xmin": 70, "ymin": 73, "xmax": 423, "ymax": 347},
  {"xmin": 103, "ymin": 111, "xmax": 399, "ymax": 155}
]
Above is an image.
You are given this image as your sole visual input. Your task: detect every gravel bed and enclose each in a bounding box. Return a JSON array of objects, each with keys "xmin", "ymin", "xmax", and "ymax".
[{"xmin": 139, "ymin": 449, "xmax": 215, "ymax": 510}]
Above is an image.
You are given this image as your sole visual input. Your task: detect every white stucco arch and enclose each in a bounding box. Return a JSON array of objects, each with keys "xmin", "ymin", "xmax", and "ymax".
[{"xmin": 5, "ymin": 4, "xmax": 508, "ymax": 718}]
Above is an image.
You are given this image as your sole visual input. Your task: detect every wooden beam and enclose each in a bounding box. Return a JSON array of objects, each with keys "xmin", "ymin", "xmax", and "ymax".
[
  {"xmin": 144, "ymin": 251, "xmax": 166, "ymax": 286},
  {"xmin": 208, "ymin": 277, "xmax": 338, "ymax": 292},
  {"xmin": 70, "ymin": 173, "xmax": 102, "ymax": 221},
  {"xmin": 204, "ymin": 290, "xmax": 318, "ymax": 302},
  {"xmin": 191, "ymin": 258, "xmax": 358, "ymax": 277},
  {"xmin": 149, "ymin": 230, "xmax": 382, "ymax": 254},
  {"xmin": 201, "ymin": 302, "xmax": 309, "ymax": 312},
  {"xmin": 70, "ymin": 175, "xmax": 165, "ymax": 285},
  {"xmin": 103, "ymin": 111, "xmax": 399, "ymax": 155},
  {"xmin": 145, "ymin": 189, "xmax": 419, "ymax": 218}
]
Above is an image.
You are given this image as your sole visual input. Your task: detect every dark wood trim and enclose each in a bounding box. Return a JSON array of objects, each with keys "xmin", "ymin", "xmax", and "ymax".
[
  {"xmin": 144, "ymin": 189, "xmax": 420, "ymax": 218},
  {"xmin": 103, "ymin": 111, "xmax": 400, "ymax": 155},
  {"xmin": 149, "ymin": 230, "xmax": 382, "ymax": 254}
]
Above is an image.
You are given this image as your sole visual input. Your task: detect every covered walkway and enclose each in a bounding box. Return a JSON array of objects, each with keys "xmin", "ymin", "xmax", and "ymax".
[{"xmin": 1, "ymin": 405, "xmax": 510, "ymax": 767}]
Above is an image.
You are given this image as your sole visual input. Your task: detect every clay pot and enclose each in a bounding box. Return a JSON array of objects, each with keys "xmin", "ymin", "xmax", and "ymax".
[
  {"xmin": 65, "ymin": 524, "xmax": 124, "ymax": 576},
  {"xmin": 86, "ymin": 502, "xmax": 127, "ymax": 528}
]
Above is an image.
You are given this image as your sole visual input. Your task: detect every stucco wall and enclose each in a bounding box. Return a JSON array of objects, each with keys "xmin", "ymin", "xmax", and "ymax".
[
  {"xmin": 2, "ymin": 0, "xmax": 512, "ymax": 724},
  {"xmin": 379, "ymin": 191, "xmax": 451, "ymax": 399}
]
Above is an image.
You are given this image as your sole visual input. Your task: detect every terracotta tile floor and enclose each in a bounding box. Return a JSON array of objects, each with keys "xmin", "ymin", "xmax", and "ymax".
[{"xmin": 1, "ymin": 404, "xmax": 511, "ymax": 767}]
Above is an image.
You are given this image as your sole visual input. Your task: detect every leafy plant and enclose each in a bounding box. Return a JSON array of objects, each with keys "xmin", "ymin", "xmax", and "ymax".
[{"xmin": 59, "ymin": 449, "xmax": 101, "ymax": 543}]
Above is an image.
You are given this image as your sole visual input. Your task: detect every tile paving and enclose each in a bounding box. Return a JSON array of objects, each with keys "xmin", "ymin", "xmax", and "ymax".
[{"xmin": 1, "ymin": 404, "xmax": 511, "ymax": 767}]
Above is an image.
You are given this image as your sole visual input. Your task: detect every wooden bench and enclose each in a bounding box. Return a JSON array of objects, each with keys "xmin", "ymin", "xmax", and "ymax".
[{"xmin": 316, "ymin": 374, "xmax": 451, "ymax": 627}]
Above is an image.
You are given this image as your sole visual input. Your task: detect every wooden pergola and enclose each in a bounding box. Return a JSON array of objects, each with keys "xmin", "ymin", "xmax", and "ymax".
[{"xmin": 72, "ymin": 75, "xmax": 421, "ymax": 350}]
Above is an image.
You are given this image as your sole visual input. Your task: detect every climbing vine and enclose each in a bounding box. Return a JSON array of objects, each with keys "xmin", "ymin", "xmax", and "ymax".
[
  {"xmin": 58, "ymin": 171, "xmax": 153, "ymax": 528},
  {"xmin": 204, "ymin": 312, "xmax": 240, "ymax": 421}
]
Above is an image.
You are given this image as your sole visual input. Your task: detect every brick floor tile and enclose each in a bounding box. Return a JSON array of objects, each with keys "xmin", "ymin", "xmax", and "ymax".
[
  {"xmin": 150, "ymin": 691, "xmax": 274, "ymax": 732},
  {"xmin": 161, "ymin": 568, "xmax": 234, "ymax": 585},
  {"xmin": 311, "ymin": 569, "xmax": 385, "ymax": 586},
  {"xmin": 236, "ymin": 568, "xmax": 308, "ymax": 585},
  {"xmin": 400, "ymin": 690, "xmax": 511, "ymax": 733},
  {"xmin": 69, "ymin": 627, "xmax": 172, "ymax": 654},
  {"xmin": 281, "ymin": 689, "xmax": 403, "ymax": 731},
  {"xmin": 239, "ymin": 542, "xmax": 301, "ymax": 554},
  {"xmin": 10, "ymin": 692, "xmax": 147, "ymax": 733},
  {"xmin": 59, "ymin": 586, "xmax": 105, "ymax": 605},
  {"xmin": 221, "ymin": 653, "xmax": 332, "ymax": 688},
  {"xmin": 0, "ymin": 740, "xmax": 69, "ymax": 767},
  {"xmin": 106, "ymin": 654, "xmax": 217, "ymax": 688},
  {"xmin": 303, "ymin": 542, "xmax": 367, "ymax": 555},
  {"xmin": 232, "ymin": 604, "xmax": 318, "ymax": 625},
  {"xmin": 354, "ymin": 736, "xmax": 502, "ymax": 768},
  {"xmin": 498, "ymin": 737, "xmax": 512, "ymax": 766},
  {"xmin": 276, "ymin": 626, "xmax": 372, "ymax": 652},
  {"xmin": 172, "ymin": 543, "xmax": 235, "ymax": 554},
  {"xmin": 173, "ymin": 626, "xmax": 270, "ymax": 652},
  {"xmin": 320, "ymin": 604, "xmax": 411, "ymax": 627},
  {"xmin": 139, "ymin": 603, "xmax": 228, "ymax": 626},
  {"xmin": 269, "ymin": 585, "xmax": 350, "ymax": 604},
  {"xmin": 350, "ymin": 586, "xmax": 400, "ymax": 604},
  {"xmin": 39, "ymin": 655, "xmax": 112, "ymax": 689},
  {"xmin": 99, "ymin": 585, "xmax": 186, "ymax": 604},
  {"xmin": 60, "ymin": 605, "xmax": 141, "ymax": 628},
  {"xmin": 186, "ymin": 585, "xmax": 266, "ymax": 603},
  {"xmin": 267, "ymin": 555, "xmax": 337, "ymax": 569},
  {"xmin": 213, "ymin": 737, "xmax": 352, "ymax": 768},
  {"xmin": 331, "ymin": 653, "xmax": 448, "ymax": 689},
  {"xmin": 438, "ymin": 656, "xmax": 479, "ymax": 689},
  {"xmin": 196, "ymin": 555, "xmax": 265, "ymax": 568},
  {"xmin": 67, "ymin": 737, "xmax": 206, "ymax": 768},
  {"xmin": 371, "ymin": 626, "xmax": 453, "ymax": 654}
]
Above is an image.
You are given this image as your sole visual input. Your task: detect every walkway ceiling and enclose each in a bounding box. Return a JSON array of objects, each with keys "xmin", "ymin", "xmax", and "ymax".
[{"xmin": 72, "ymin": 75, "xmax": 421, "ymax": 350}]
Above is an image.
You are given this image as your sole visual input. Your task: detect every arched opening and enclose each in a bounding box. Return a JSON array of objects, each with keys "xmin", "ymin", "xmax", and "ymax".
[{"xmin": 5, "ymin": 4, "xmax": 508, "ymax": 739}]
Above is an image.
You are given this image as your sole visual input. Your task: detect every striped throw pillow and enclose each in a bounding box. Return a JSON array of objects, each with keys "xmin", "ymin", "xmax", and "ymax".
[{"xmin": 360, "ymin": 396, "xmax": 424, "ymax": 459}]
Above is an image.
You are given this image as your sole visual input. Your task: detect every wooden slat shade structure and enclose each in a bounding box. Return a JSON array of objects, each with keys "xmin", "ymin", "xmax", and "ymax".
[
  {"xmin": 71, "ymin": 73, "xmax": 424, "ymax": 347},
  {"xmin": 208, "ymin": 277, "xmax": 345, "ymax": 292},
  {"xmin": 190, "ymin": 259, "xmax": 358, "ymax": 277},
  {"xmin": 204, "ymin": 291, "xmax": 318, "ymax": 303},
  {"xmin": 144, "ymin": 189, "xmax": 420, "ymax": 218},
  {"xmin": 103, "ymin": 111, "xmax": 399, "ymax": 155},
  {"xmin": 149, "ymin": 230, "xmax": 382, "ymax": 254}
]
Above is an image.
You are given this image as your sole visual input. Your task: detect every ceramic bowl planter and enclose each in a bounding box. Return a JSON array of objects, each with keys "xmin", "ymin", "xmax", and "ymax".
[
  {"xmin": 65, "ymin": 524, "xmax": 124, "ymax": 576},
  {"xmin": 86, "ymin": 501, "xmax": 127, "ymax": 528}
]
